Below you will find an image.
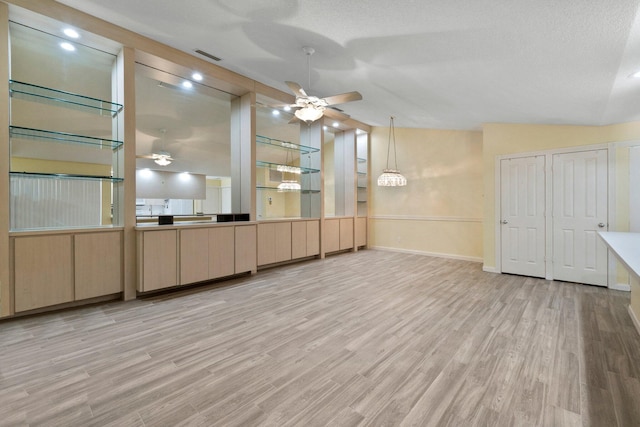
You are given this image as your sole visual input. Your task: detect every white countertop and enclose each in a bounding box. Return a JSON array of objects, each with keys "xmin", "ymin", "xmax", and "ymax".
[{"xmin": 599, "ymin": 232, "xmax": 640, "ymax": 279}]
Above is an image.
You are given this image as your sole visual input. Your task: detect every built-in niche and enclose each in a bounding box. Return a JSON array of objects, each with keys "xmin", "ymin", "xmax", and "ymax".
[
  {"xmin": 134, "ymin": 63, "xmax": 236, "ymax": 218},
  {"xmin": 8, "ymin": 19, "xmax": 123, "ymax": 230}
]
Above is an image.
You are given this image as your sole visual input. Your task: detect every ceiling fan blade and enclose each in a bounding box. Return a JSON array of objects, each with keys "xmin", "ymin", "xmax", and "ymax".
[
  {"xmin": 288, "ymin": 115, "xmax": 301, "ymax": 124},
  {"xmin": 322, "ymin": 91, "xmax": 362, "ymax": 106},
  {"xmin": 136, "ymin": 154, "xmax": 155, "ymax": 159},
  {"xmin": 286, "ymin": 81, "xmax": 308, "ymax": 98},
  {"xmin": 322, "ymin": 107, "xmax": 350, "ymax": 121}
]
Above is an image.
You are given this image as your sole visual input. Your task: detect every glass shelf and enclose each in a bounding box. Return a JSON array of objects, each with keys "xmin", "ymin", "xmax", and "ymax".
[
  {"xmin": 256, "ymin": 160, "xmax": 319, "ymax": 174},
  {"xmin": 9, "ymin": 126, "xmax": 123, "ymax": 150},
  {"xmin": 9, "ymin": 80, "xmax": 123, "ymax": 117},
  {"xmin": 256, "ymin": 134, "xmax": 319, "ymax": 155},
  {"xmin": 10, "ymin": 171, "xmax": 124, "ymax": 182},
  {"xmin": 257, "ymin": 185, "xmax": 320, "ymax": 194}
]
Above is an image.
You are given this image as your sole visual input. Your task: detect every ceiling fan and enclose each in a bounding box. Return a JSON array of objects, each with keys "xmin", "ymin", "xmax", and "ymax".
[
  {"xmin": 279, "ymin": 46, "xmax": 363, "ymax": 123},
  {"xmin": 137, "ymin": 128, "xmax": 174, "ymax": 166}
]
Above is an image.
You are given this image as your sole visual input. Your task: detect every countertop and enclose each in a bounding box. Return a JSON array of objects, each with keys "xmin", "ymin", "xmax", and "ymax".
[{"xmin": 598, "ymin": 232, "xmax": 640, "ymax": 279}]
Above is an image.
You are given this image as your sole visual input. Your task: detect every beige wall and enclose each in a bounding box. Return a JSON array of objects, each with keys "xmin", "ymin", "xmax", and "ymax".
[
  {"xmin": 632, "ymin": 275, "xmax": 640, "ymax": 333},
  {"xmin": 370, "ymin": 126, "xmax": 483, "ymax": 261}
]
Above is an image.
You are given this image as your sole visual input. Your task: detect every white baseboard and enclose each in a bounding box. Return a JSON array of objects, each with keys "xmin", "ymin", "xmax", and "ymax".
[
  {"xmin": 482, "ymin": 266, "xmax": 499, "ymax": 274},
  {"xmin": 370, "ymin": 246, "xmax": 482, "ymax": 263},
  {"xmin": 629, "ymin": 305, "xmax": 640, "ymax": 337},
  {"xmin": 609, "ymin": 283, "xmax": 631, "ymax": 292}
]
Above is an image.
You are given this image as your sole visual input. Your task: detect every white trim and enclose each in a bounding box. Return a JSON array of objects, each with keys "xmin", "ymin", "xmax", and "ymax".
[
  {"xmin": 370, "ymin": 246, "xmax": 482, "ymax": 263},
  {"xmin": 494, "ymin": 158, "xmax": 501, "ymax": 274},
  {"xmin": 629, "ymin": 305, "xmax": 640, "ymax": 337},
  {"xmin": 609, "ymin": 283, "xmax": 631, "ymax": 292},
  {"xmin": 483, "ymin": 265, "xmax": 499, "ymax": 273},
  {"xmin": 494, "ymin": 142, "xmax": 610, "ymax": 162},
  {"xmin": 370, "ymin": 215, "xmax": 482, "ymax": 223}
]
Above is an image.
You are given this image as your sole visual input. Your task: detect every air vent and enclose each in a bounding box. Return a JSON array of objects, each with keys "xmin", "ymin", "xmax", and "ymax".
[{"xmin": 195, "ymin": 49, "xmax": 222, "ymax": 62}]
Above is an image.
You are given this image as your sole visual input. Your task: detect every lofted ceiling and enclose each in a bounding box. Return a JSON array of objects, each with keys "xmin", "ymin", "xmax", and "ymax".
[{"xmin": 52, "ymin": 0, "xmax": 640, "ymax": 130}]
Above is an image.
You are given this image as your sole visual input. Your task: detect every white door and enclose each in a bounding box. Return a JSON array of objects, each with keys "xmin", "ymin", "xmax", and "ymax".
[
  {"xmin": 552, "ymin": 149, "xmax": 608, "ymax": 286},
  {"xmin": 500, "ymin": 156, "xmax": 546, "ymax": 278}
]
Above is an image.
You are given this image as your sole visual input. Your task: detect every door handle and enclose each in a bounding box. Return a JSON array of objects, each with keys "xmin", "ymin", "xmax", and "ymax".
[
  {"xmin": 501, "ymin": 220, "xmax": 508, "ymax": 224},
  {"xmin": 598, "ymin": 222, "xmax": 606, "ymax": 228}
]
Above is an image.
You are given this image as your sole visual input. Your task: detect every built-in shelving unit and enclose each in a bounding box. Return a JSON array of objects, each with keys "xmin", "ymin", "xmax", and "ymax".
[
  {"xmin": 9, "ymin": 78, "xmax": 124, "ymax": 230},
  {"xmin": 255, "ymin": 134, "xmax": 321, "ymax": 218}
]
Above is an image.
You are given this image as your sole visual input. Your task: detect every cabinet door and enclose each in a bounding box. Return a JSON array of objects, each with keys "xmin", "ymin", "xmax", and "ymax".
[
  {"xmin": 75, "ymin": 232, "xmax": 122, "ymax": 300},
  {"xmin": 291, "ymin": 221, "xmax": 307, "ymax": 260},
  {"xmin": 141, "ymin": 230, "xmax": 177, "ymax": 292},
  {"xmin": 180, "ymin": 229, "xmax": 209, "ymax": 285},
  {"xmin": 306, "ymin": 220, "xmax": 320, "ymax": 256},
  {"xmin": 274, "ymin": 222, "xmax": 292, "ymax": 263},
  {"xmin": 355, "ymin": 217, "xmax": 367, "ymax": 248},
  {"xmin": 235, "ymin": 225, "xmax": 257, "ymax": 273},
  {"xmin": 209, "ymin": 227, "xmax": 235, "ymax": 279},
  {"xmin": 339, "ymin": 218, "xmax": 354, "ymax": 250},
  {"xmin": 14, "ymin": 235, "xmax": 73, "ymax": 312},
  {"xmin": 324, "ymin": 219, "xmax": 340, "ymax": 253},
  {"xmin": 257, "ymin": 223, "xmax": 276, "ymax": 266}
]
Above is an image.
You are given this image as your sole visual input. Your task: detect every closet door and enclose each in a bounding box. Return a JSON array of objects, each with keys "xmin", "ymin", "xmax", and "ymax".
[
  {"xmin": 500, "ymin": 156, "xmax": 546, "ymax": 278},
  {"xmin": 552, "ymin": 149, "xmax": 608, "ymax": 286}
]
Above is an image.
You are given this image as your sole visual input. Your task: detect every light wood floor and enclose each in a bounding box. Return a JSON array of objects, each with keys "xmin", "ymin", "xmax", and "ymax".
[{"xmin": 1, "ymin": 250, "xmax": 639, "ymax": 426}]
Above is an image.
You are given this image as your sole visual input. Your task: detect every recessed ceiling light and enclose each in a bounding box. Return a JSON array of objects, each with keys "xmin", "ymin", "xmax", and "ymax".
[
  {"xmin": 63, "ymin": 28, "xmax": 79, "ymax": 38},
  {"xmin": 272, "ymin": 110, "xmax": 280, "ymax": 116},
  {"xmin": 192, "ymin": 72, "xmax": 203, "ymax": 81},
  {"xmin": 323, "ymin": 126, "xmax": 328, "ymax": 130},
  {"xmin": 332, "ymin": 122, "xmax": 340, "ymax": 128},
  {"xmin": 182, "ymin": 81, "xmax": 193, "ymax": 89},
  {"xmin": 284, "ymin": 105, "xmax": 291, "ymax": 111},
  {"xmin": 60, "ymin": 42, "xmax": 75, "ymax": 51}
]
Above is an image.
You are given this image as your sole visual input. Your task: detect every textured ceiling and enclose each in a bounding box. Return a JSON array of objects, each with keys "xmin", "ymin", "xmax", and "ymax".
[{"xmin": 53, "ymin": 0, "xmax": 640, "ymax": 130}]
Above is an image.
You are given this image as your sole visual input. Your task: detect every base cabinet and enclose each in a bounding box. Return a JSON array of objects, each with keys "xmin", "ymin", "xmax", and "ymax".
[
  {"xmin": 235, "ymin": 225, "xmax": 257, "ymax": 274},
  {"xmin": 75, "ymin": 232, "xmax": 123, "ymax": 300},
  {"xmin": 209, "ymin": 227, "xmax": 235, "ymax": 279},
  {"xmin": 139, "ymin": 229, "xmax": 178, "ymax": 292},
  {"xmin": 13, "ymin": 231, "xmax": 123, "ymax": 312},
  {"xmin": 292, "ymin": 220, "xmax": 320, "ymax": 259},
  {"xmin": 324, "ymin": 217, "xmax": 354, "ymax": 255},
  {"xmin": 258, "ymin": 222, "xmax": 292, "ymax": 266},
  {"xmin": 355, "ymin": 217, "xmax": 367, "ymax": 248},
  {"xmin": 14, "ymin": 235, "xmax": 74, "ymax": 312}
]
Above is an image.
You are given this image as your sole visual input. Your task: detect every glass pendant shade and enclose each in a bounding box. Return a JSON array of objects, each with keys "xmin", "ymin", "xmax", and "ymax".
[
  {"xmin": 294, "ymin": 105, "xmax": 324, "ymax": 122},
  {"xmin": 277, "ymin": 180, "xmax": 301, "ymax": 192},
  {"xmin": 377, "ymin": 116, "xmax": 407, "ymax": 187},
  {"xmin": 377, "ymin": 169, "xmax": 407, "ymax": 186}
]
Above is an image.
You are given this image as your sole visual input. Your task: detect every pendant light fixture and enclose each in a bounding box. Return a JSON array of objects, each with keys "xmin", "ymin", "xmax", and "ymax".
[
  {"xmin": 377, "ymin": 116, "xmax": 407, "ymax": 187},
  {"xmin": 277, "ymin": 146, "xmax": 301, "ymax": 192}
]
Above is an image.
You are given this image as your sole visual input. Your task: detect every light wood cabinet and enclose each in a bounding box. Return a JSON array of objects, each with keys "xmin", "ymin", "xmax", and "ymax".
[
  {"xmin": 14, "ymin": 235, "xmax": 74, "ymax": 312},
  {"xmin": 340, "ymin": 218, "xmax": 354, "ymax": 250},
  {"xmin": 180, "ymin": 229, "xmax": 209, "ymax": 285},
  {"xmin": 139, "ymin": 229, "xmax": 178, "ymax": 292},
  {"xmin": 257, "ymin": 222, "xmax": 291, "ymax": 266},
  {"xmin": 235, "ymin": 225, "xmax": 257, "ymax": 273},
  {"xmin": 291, "ymin": 220, "xmax": 320, "ymax": 259},
  {"xmin": 75, "ymin": 232, "xmax": 122, "ymax": 300},
  {"xmin": 209, "ymin": 226, "xmax": 235, "ymax": 279},
  {"xmin": 324, "ymin": 219, "xmax": 340, "ymax": 253},
  {"xmin": 355, "ymin": 217, "xmax": 367, "ymax": 248},
  {"xmin": 291, "ymin": 221, "xmax": 307, "ymax": 260},
  {"xmin": 307, "ymin": 220, "xmax": 320, "ymax": 256}
]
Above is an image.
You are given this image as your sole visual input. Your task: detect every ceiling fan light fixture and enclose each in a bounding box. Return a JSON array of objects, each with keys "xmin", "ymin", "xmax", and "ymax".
[
  {"xmin": 295, "ymin": 105, "xmax": 324, "ymax": 122},
  {"xmin": 154, "ymin": 155, "xmax": 172, "ymax": 166}
]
